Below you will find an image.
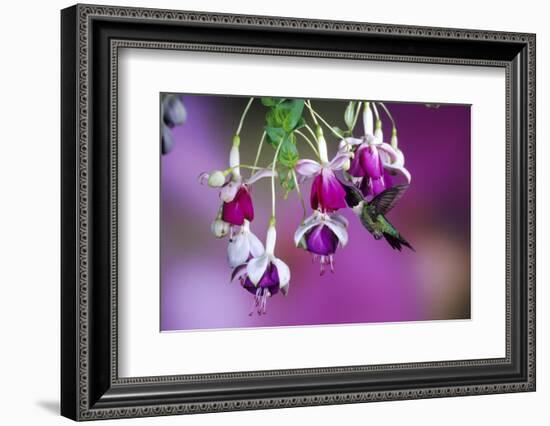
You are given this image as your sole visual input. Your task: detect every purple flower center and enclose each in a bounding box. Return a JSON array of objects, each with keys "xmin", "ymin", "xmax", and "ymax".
[
  {"xmin": 305, "ymin": 224, "xmax": 338, "ymax": 256},
  {"xmin": 242, "ymin": 262, "xmax": 280, "ymax": 295}
]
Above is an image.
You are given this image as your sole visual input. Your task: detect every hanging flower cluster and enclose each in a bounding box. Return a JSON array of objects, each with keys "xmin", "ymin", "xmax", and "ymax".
[{"xmin": 193, "ymin": 98, "xmax": 412, "ymax": 315}]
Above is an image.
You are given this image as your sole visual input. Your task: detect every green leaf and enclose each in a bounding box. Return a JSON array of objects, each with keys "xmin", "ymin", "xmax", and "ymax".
[
  {"xmin": 277, "ymin": 134, "xmax": 299, "ymax": 169},
  {"xmin": 264, "ymin": 99, "xmax": 305, "ymax": 133},
  {"xmin": 281, "ymin": 100, "xmax": 305, "ymax": 132},
  {"xmin": 261, "ymin": 97, "xmax": 285, "ymax": 107},
  {"xmin": 265, "ymin": 126, "xmax": 286, "ymax": 146},
  {"xmin": 278, "ymin": 167, "xmax": 296, "ymax": 196}
]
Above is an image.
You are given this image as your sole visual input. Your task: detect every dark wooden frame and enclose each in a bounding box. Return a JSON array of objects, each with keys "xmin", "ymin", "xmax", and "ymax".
[{"xmin": 61, "ymin": 3, "xmax": 536, "ymax": 421}]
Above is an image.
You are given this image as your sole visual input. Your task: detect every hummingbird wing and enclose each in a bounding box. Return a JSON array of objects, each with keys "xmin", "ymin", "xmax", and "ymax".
[{"xmin": 371, "ymin": 184, "xmax": 409, "ymax": 216}]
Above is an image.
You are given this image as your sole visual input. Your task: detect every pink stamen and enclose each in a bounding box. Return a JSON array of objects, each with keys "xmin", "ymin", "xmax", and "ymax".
[{"xmin": 249, "ymin": 288, "xmax": 270, "ymax": 316}]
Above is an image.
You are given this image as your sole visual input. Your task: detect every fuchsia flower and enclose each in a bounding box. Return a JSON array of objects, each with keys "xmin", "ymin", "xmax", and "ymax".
[
  {"xmin": 341, "ymin": 135, "xmax": 410, "ymax": 198},
  {"xmin": 199, "ymin": 168, "xmax": 273, "ymax": 226},
  {"xmin": 295, "ymin": 152, "xmax": 351, "ymax": 212},
  {"xmin": 339, "ymin": 104, "xmax": 410, "ymax": 198},
  {"xmin": 231, "ymin": 225, "xmax": 290, "ymax": 315},
  {"xmin": 221, "ymin": 184, "xmax": 254, "ymax": 226},
  {"xmin": 294, "ymin": 211, "xmax": 348, "ymax": 274}
]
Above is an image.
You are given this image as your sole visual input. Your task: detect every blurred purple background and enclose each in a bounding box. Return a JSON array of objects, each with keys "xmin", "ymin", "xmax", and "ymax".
[{"xmin": 160, "ymin": 96, "xmax": 471, "ymax": 331}]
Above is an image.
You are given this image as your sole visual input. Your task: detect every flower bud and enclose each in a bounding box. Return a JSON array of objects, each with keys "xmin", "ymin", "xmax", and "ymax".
[
  {"xmin": 315, "ymin": 125, "xmax": 329, "ymax": 163},
  {"xmin": 211, "ymin": 218, "xmax": 230, "ymax": 238},
  {"xmin": 363, "ymin": 102, "xmax": 373, "ymax": 135},
  {"xmin": 374, "ymin": 120, "xmax": 383, "ymax": 141},
  {"xmin": 229, "ymin": 145, "xmax": 240, "ymax": 175},
  {"xmin": 315, "ymin": 125, "xmax": 324, "ymax": 140},
  {"xmin": 207, "ymin": 170, "xmax": 226, "ymax": 187},
  {"xmin": 342, "ymin": 158, "xmax": 351, "ymax": 171},
  {"xmin": 391, "ymin": 128, "xmax": 398, "ymax": 149},
  {"xmin": 344, "ymin": 101, "xmax": 356, "ymax": 130}
]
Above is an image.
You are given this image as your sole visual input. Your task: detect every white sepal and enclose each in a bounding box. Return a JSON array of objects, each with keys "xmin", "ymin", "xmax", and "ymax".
[
  {"xmin": 324, "ymin": 218, "xmax": 349, "ymax": 247},
  {"xmin": 227, "ymin": 233, "xmax": 250, "ymax": 267},
  {"xmin": 246, "ymin": 254, "xmax": 269, "ymax": 286},
  {"xmin": 328, "ymin": 152, "xmax": 352, "ymax": 171},
  {"xmin": 220, "ymin": 181, "xmax": 240, "ymax": 203},
  {"xmin": 246, "ymin": 169, "xmax": 274, "ymax": 185},
  {"xmin": 265, "ymin": 225, "xmax": 277, "ymax": 256},
  {"xmin": 248, "ymin": 230, "xmax": 265, "ymax": 258},
  {"xmin": 363, "ymin": 102, "xmax": 374, "ymax": 135},
  {"xmin": 293, "ymin": 215, "xmax": 321, "ymax": 247},
  {"xmin": 295, "ymin": 159, "xmax": 322, "ymax": 177},
  {"xmin": 272, "ymin": 258, "xmax": 291, "ymax": 294},
  {"xmin": 229, "ymin": 145, "xmax": 240, "ymax": 175}
]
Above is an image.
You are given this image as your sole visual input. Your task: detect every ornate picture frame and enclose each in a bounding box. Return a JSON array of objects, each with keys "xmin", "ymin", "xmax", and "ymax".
[{"xmin": 61, "ymin": 4, "xmax": 535, "ymax": 420}]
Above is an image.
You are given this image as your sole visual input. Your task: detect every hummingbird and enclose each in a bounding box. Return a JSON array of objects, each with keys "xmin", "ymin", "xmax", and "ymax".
[{"xmin": 342, "ymin": 183, "xmax": 414, "ymax": 251}]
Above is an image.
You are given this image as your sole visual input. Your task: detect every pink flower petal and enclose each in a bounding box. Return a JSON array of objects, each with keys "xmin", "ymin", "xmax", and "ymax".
[
  {"xmin": 359, "ymin": 145, "xmax": 383, "ymax": 179},
  {"xmin": 222, "ymin": 187, "xmax": 254, "ymax": 225},
  {"xmin": 310, "ymin": 168, "xmax": 347, "ymax": 212},
  {"xmin": 246, "ymin": 169, "xmax": 275, "ymax": 185}
]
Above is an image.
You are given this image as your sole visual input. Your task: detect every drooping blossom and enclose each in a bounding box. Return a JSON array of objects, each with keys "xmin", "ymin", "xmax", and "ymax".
[
  {"xmin": 295, "ymin": 153, "xmax": 351, "ymax": 212},
  {"xmin": 161, "ymin": 94, "xmax": 186, "ymax": 154},
  {"xmin": 199, "ymin": 162, "xmax": 273, "ymax": 227},
  {"xmin": 231, "ymin": 224, "xmax": 290, "ymax": 315},
  {"xmin": 339, "ymin": 103, "xmax": 410, "ymax": 197},
  {"xmin": 294, "ymin": 211, "xmax": 348, "ymax": 274},
  {"xmin": 221, "ymin": 184, "xmax": 254, "ymax": 226},
  {"xmin": 227, "ymin": 220, "xmax": 264, "ymax": 267}
]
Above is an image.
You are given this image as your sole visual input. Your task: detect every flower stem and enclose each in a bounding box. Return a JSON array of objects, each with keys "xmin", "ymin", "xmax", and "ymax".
[
  {"xmin": 304, "ymin": 123, "xmax": 318, "ymax": 141},
  {"xmin": 305, "ymin": 100, "xmax": 319, "ymax": 126},
  {"xmin": 350, "ymin": 101, "xmax": 363, "ymax": 134},
  {"xmin": 226, "ymin": 164, "xmax": 266, "ymax": 173},
  {"xmin": 370, "ymin": 102, "xmax": 379, "ymax": 120},
  {"xmin": 378, "ymin": 102, "xmax": 396, "ymax": 129},
  {"xmin": 292, "ymin": 170, "xmax": 307, "ymax": 221},
  {"xmin": 236, "ymin": 97, "xmax": 254, "ymax": 136},
  {"xmin": 271, "ymin": 138, "xmax": 284, "ymax": 219},
  {"xmin": 305, "ymin": 100, "xmax": 343, "ymax": 139},
  {"xmin": 252, "ymin": 131, "xmax": 266, "ymax": 171},
  {"xmin": 295, "ymin": 130, "xmax": 320, "ymax": 159}
]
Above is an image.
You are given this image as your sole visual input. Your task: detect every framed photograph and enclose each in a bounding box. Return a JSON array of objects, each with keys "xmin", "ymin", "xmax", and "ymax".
[{"xmin": 61, "ymin": 4, "xmax": 536, "ymax": 421}]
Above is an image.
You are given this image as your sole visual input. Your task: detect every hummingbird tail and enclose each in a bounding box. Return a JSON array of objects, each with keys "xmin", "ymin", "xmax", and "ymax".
[{"xmin": 383, "ymin": 233, "xmax": 415, "ymax": 252}]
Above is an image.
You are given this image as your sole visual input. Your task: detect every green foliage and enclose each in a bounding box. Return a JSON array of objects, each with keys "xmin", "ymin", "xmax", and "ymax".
[
  {"xmin": 278, "ymin": 167, "xmax": 296, "ymax": 198},
  {"xmin": 261, "ymin": 97, "xmax": 286, "ymax": 107},
  {"xmin": 265, "ymin": 99, "xmax": 305, "ymax": 133},
  {"xmin": 265, "ymin": 126, "xmax": 286, "ymax": 146},
  {"xmin": 277, "ymin": 134, "xmax": 299, "ymax": 168},
  {"xmin": 262, "ymin": 99, "xmax": 306, "ymax": 193}
]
